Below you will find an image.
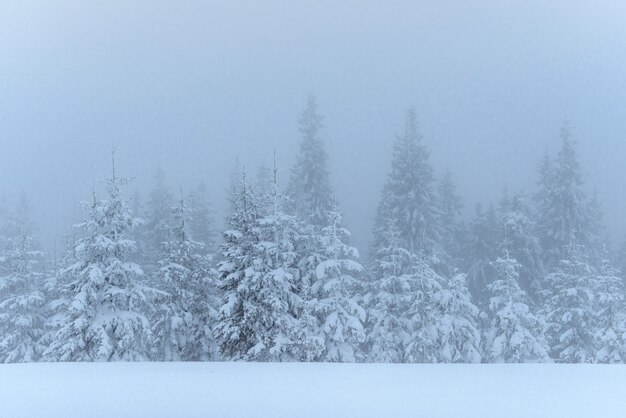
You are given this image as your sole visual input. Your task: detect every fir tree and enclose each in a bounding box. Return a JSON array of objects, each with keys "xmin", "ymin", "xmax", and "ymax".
[
  {"xmin": 593, "ymin": 248, "xmax": 626, "ymax": 363},
  {"xmin": 0, "ymin": 198, "xmax": 46, "ymax": 363},
  {"xmin": 289, "ymin": 283, "xmax": 325, "ymax": 362},
  {"xmin": 216, "ymin": 170, "xmax": 301, "ymax": 361},
  {"xmin": 367, "ymin": 219, "xmax": 417, "ymax": 363},
  {"xmin": 371, "ymin": 221, "xmax": 480, "ymax": 362},
  {"xmin": 286, "ymin": 95, "xmax": 334, "ymax": 228},
  {"xmin": 373, "ymin": 108, "xmax": 441, "ymax": 267},
  {"xmin": 289, "ymin": 222, "xmax": 326, "ymax": 362},
  {"xmin": 436, "ymin": 273, "xmax": 482, "ymax": 363},
  {"xmin": 536, "ymin": 124, "xmax": 593, "ymax": 268},
  {"xmin": 151, "ymin": 189, "xmax": 218, "ymax": 361},
  {"xmin": 405, "ymin": 257, "xmax": 447, "ymax": 363},
  {"xmin": 216, "ymin": 172, "xmax": 261, "ymax": 360},
  {"xmin": 500, "ymin": 193, "xmax": 544, "ymax": 298},
  {"xmin": 44, "ymin": 153, "xmax": 156, "ymax": 362},
  {"xmin": 485, "ymin": 252, "xmax": 550, "ymax": 363},
  {"xmin": 39, "ymin": 243, "xmax": 69, "ymax": 353},
  {"xmin": 312, "ymin": 208, "xmax": 366, "ymax": 362},
  {"xmin": 541, "ymin": 244, "xmax": 597, "ymax": 363}
]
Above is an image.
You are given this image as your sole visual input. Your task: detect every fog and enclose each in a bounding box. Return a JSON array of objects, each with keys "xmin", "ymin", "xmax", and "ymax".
[{"xmin": 1, "ymin": 0, "xmax": 626, "ymax": 254}]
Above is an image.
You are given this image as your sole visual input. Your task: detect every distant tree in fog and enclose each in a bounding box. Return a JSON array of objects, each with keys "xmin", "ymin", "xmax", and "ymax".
[
  {"xmin": 286, "ymin": 95, "xmax": 334, "ymax": 228},
  {"xmin": 536, "ymin": 124, "xmax": 595, "ymax": 268}
]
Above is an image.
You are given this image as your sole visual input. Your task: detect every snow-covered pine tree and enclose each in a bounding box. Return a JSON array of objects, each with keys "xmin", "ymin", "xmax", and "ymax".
[
  {"xmin": 436, "ymin": 273, "xmax": 482, "ymax": 363},
  {"xmin": 541, "ymin": 243, "xmax": 597, "ymax": 363},
  {"xmin": 367, "ymin": 218, "xmax": 418, "ymax": 363},
  {"xmin": 405, "ymin": 256, "xmax": 448, "ymax": 363},
  {"xmin": 373, "ymin": 108, "xmax": 443, "ymax": 270},
  {"xmin": 216, "ymin": 169, "xmax": 301, "ymax": 361},
  {"xmin": 284, "ymin": 96, "xmax": 347, "ymax": 360},
  {"xmin": 484, "ymin": 251, "xmax": 550, "ymax": 363},
  {"xmin": 593, "ymin": 248, "xmax": 626, "ymax": 363},
  {"xmin": 436, "ymin": 169, "xmax": 464, "ymax": 264},
  {"xmin": 371, "ymin": 221, "xmax": 480, "ymax": 362},
  {"xmin": 289, "ymin": 282, "xmax": 325, "ymax": 362},
  {"xmin": 44, "ymin": 153, "xmax": 156, "ymax": 362},
  {"xmin": 536, "ymin": 124, "xmax": 593, "ymax": 269},
  {"xmin": 39, "ymin": 243, "xmax": 69, "ymax": 353},
  {"xmin": 289, "ymin": 224, "xmax": 326, "ymax": 362},
  {"xmin": 283, "ymin": 199, "xmax": 326, "ymax": 361},
  {"xmin": 286, "ymin": 95, "xmax": 334, "ymax": 228},
  {"xmin": 151, "ymin": 189, "xmax": 218, "ymax": 361},
  {"xmin": 40, "ymin": 213, "xmax": 84, "ymax": 352},
  {"xmin": 0, "ymin": 197, "xmax": 46, "ymax": 363},
  {"xmin": 500, "ymin": 193, "xmax": 544, "ymax": 298},
  {"xmin": 216, "ymin": 172, "xmax": 260, "ymax": 360},
  {"xmin": 277, "ymin": 223, "xmax": 324, "ymax": 362},
  {"xmin": 312, "ymin": 207, "xmax": 365, "ymax": 362}
]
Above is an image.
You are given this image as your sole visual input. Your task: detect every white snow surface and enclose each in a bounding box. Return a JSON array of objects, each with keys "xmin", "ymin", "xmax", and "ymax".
[{"xmin": 1, "ymin": 362, "xmax": 625, "ymax": 417}]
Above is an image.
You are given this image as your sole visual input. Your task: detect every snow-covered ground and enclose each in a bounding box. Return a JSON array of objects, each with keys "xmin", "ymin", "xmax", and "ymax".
[{"xmin": 1, "ymin": 362, "xmax": 625, "ymax": 417}]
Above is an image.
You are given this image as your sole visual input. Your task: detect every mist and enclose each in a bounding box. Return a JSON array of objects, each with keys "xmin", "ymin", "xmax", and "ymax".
[
  {"xmin": 1, "ymin": 0, "xmax": 626, "ymax": 255},
  {"xmin": 7, "ymin": 2, "xmax": 626, "ymax": 412}
]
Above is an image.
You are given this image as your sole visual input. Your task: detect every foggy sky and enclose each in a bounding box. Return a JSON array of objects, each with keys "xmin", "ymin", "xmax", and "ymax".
[{"xmin": 1, "ymin": 0, "xmax": 626, "ymax": 254}]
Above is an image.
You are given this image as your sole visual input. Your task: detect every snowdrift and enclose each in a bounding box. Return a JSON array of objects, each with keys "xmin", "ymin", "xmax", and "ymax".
[{"xmin": 1, "ymin": 362, "xmax": 625, "ymax": 417}]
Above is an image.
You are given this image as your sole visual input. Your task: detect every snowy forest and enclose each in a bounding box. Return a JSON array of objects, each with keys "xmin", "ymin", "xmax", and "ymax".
[{"xmin": 1, "ymin": 96, "xmax": 625, "ymax": 365}]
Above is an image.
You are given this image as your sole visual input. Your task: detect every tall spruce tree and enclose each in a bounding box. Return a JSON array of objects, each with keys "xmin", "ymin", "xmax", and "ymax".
[
  {"xmin": 485, "ymin": 251, "xmax": 550, "ymax": 363},
  {"xmin": 286, "ymin": 95, "xmax": 333, "ymax": 228},
  {"xmin": 500, "ymin": 192, "xmax": 544, "ymax": 298},
  {"xmin": 0, "ymin": 197, "xmax": 46, "ymax": 363},
  {"xmin": 44, "ymin": 153, "xmax": 156, "ymax": 362},
  {"xmin": 312, "ymin": 208, "xmax": 365, "ymax": 362},
  {"xmin": 541, "ymin": 244, "xmax": 597, "ymax": 363},
  {"xmin": 436, "ymin": 273, "xmax": 482, "ymax": 364},
  {"xmin": 367, "ymin": 219, "xmax": 417, "ymax": 363},
  {"xmin": 151, "ymin": 189, "xmax": 218, "ymax": 361},
  {"xmin": 593, "ymin": 248, "xmax": 626, "ymax": 363},
  {"xmin": 373, "ymin": 108, "xmax": 441, "ymax": 267},
  {"xmin": 216, "ymin": 170, "xmax": 301, "ymax": 361},
  {"xmin": 536, "ymin": 124, "xmax": 593, "ymax": 268},
  {"xmin": 404, "ymin": 257, "xmax": 447, "ymax": 363},
  {"xmin": 289, "ymin": 282, "xmax": 325, "ymax": 362},
  {"xmin": 215, "ymin": 172, "xmax": 261, "ymax": 360}
]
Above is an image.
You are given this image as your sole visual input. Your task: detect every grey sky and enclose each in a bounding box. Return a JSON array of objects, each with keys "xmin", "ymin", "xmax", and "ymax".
[{"xmin": 1, "ymin": 0, "xmax": 626, "ymax": 253}]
